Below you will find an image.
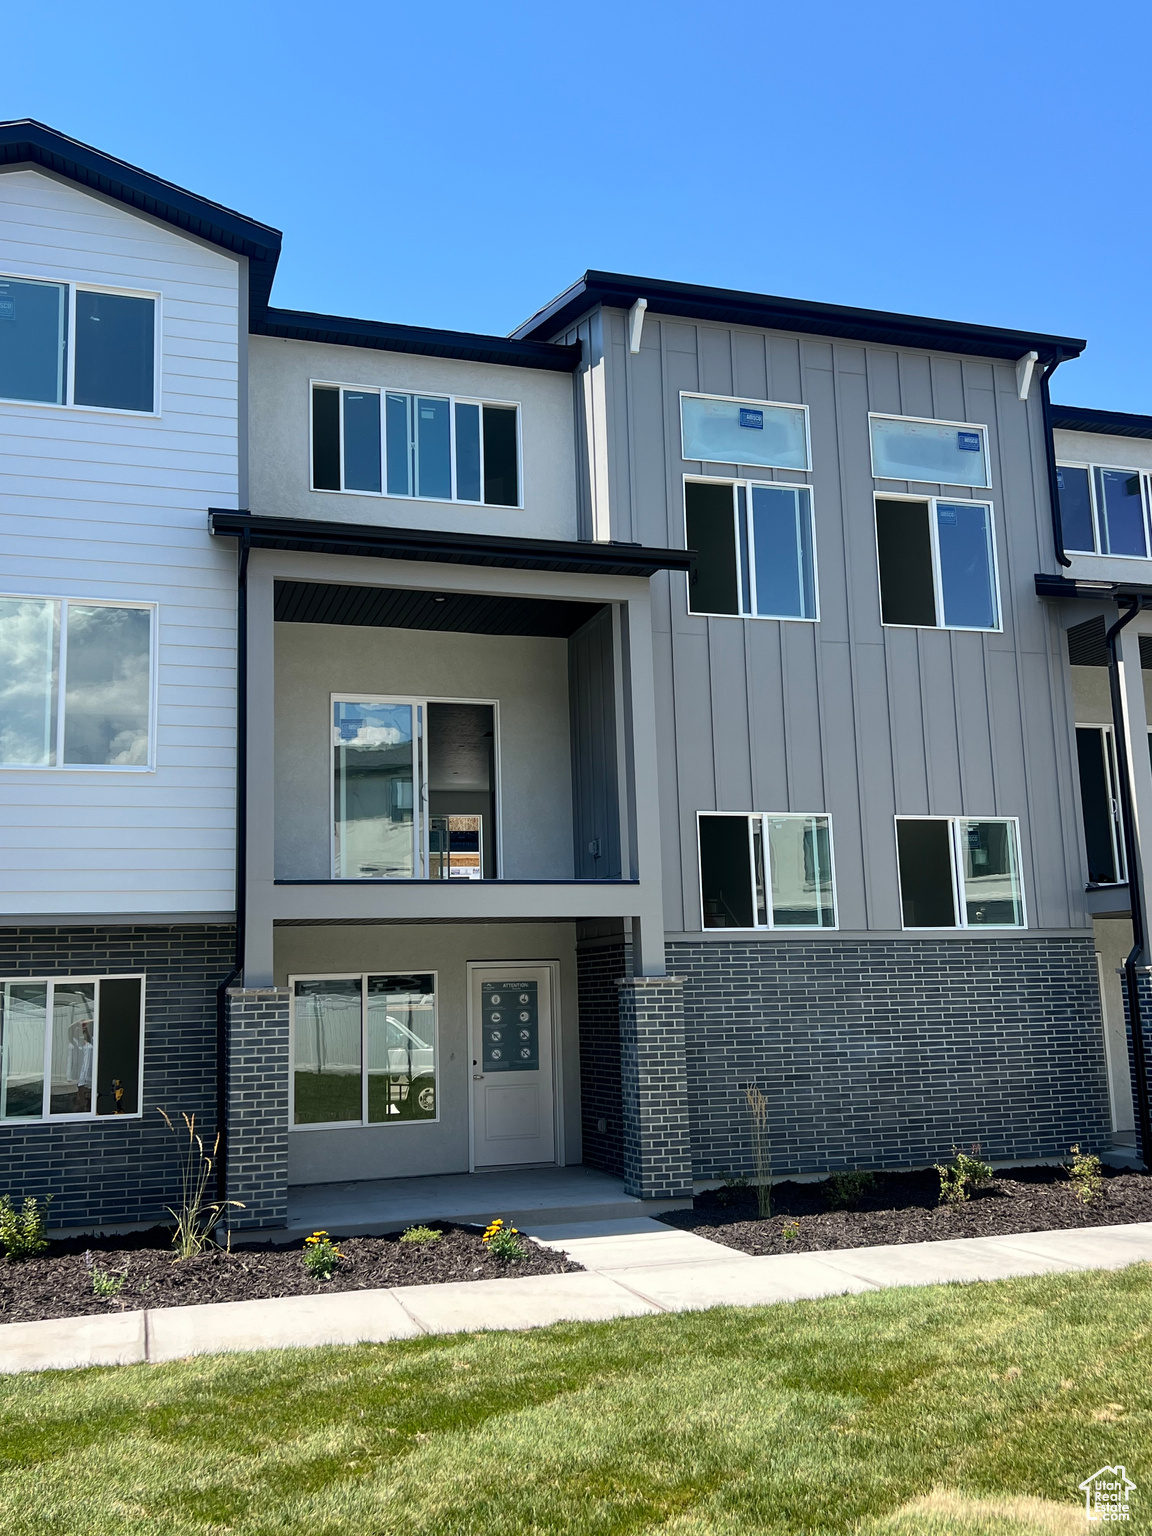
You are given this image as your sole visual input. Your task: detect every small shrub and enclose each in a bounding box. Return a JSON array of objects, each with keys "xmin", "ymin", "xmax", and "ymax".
[
  {"xmin": 935, "ymin": 1144, "xmax": 994, "ymax": 1205},
  {"xmin": 1067, "ymin": 1144, "xmax": 1103, "ymax": 1205},
  {"xmin": 823, "ymin": 1171, "xmax": 877, "ymax": 1210},
  {"xmin": 781, "ymin": 1221, "xmax": 801, "ymax": 1244},
  {"xmin": 91, "ymin": 1266, "xmax": 126, "ymax": 1299},
  {"xmin": 301, "ymin": 1230, "xmax": 344, "ymax": 1281},
  {"xmin": 481, "ymin": 1218, "xmax": 526, "ymax": 1261},
  {"xmin": 157, "ymin": 1109, "xmax": 244, "ymax": 1259},
  {"xmin": 0, "ymin": 1194, "xmax": 51, "ymax": 1260},
  {"xmin": 400, "ymin": 1225, "xmax": 443, "ymax": 1245},
  {"xmin": 716, "ymin": 1173, "xmax": 749, "ymax": 1207},
  {"xmin": 745, "ymin": 1085, "xmax": 773, "ymax": 1219}
]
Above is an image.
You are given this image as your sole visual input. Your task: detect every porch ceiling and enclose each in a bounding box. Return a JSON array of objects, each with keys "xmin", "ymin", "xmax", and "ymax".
[{"xmin": 274, "ymin": 579, "xmax": 602, "ymax": 637}]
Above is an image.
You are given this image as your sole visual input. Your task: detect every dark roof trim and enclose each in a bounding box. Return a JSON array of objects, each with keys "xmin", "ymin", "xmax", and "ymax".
[
  {"xmin": 0, "ymin": 119, "xmax": 282, "ymax": 317},
  {"xmin": 514, "ymin": 270, "xmax": 1086, "ymax": 364},
  {"xmin": 209, "ymin": 510, "xmax": 693, "ymax": 578},
  {"xmin": 1050, "ymin": 404, "xmax": 1152, "ymax": 441},
  {"xmin": 1035, "ymin": 573, "xmax": 1152, "ymax": 601},
  {"xmin": 256, "ymin": 307, "xmax": 581, "ymax": 372}
]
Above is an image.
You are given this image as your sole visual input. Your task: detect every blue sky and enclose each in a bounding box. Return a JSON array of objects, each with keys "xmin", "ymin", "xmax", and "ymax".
[{"xmin": 5, "ymin": 1, "xmax": 1150, "ymax": 410}]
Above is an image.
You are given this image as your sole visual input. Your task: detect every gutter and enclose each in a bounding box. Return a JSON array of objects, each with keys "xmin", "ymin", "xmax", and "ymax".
[
  {"xmin": 1039, "ymin": 351, "xmax": 1071, "ymax": 568},
  {"xmin": 215, "ymin": 527, "xmax": 250, "ymax": 1203}
]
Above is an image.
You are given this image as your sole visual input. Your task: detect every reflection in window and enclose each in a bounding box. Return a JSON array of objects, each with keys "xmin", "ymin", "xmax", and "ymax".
[
  {"xmin": 699, "ymin": 813, "xmax": 836, "ymax": 930},
  {"xmin": 869, "ymin": 416, "xmax": 989, "ymax": 487},
  {"xmin": 366, "ymin": 975, "xmax": 436, "ymax": 1122},
  {"xmin": 292, "ymin": 978, "xmax": 363, "ymax": 1125},
  {"xmin": 681, "ymin": 395, "xmax": 809, "ymax": 471},
  {"xmin": 875, "ymin": 498, "xmax": 999, "ymax": 631},
  {"xmin": 896, "ymin": 816, "xmax": 1024, "ymax": 929},
  {"xmin": 1095, "ymin": 468, "xmax": 1148, "ymax": 557},
  {"xmin": 686, "ymin": 481, "xmax": 817, "ymax": 619},
  {"xmin": 332, "ymin": 700, "xmax": 418, "ymax": 879},
  {"xmin": 0, "ymin": 976, "xmax": 142, "ymax": 1121}
]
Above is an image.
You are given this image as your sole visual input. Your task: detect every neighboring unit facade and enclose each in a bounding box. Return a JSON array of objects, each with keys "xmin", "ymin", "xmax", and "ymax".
[{"xmin": 0, "ymin": 123, "xmax": 1142, "ymax": 1233}]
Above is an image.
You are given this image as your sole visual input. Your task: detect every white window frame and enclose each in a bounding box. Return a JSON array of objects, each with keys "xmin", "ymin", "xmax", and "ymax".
[
  {"xmin": 679, "ymin": 391, "xmax": 812, "ymax": 473},
  {"xmin": 0, "ymin": 973, "xmax": 146, "ymax": 1124},
  {"xmin": 894, "ymin": 814, "xmax": 1027, "ymax": 931},
  {"xmin": 0, "ymin": 270, "xmax": 162, "ymax": 417},
  {"xmin": 309, "ymin": 380, "xmax": 523, "ymax": 508},
  {"xmin": 868, "ymin": 412, "xmax": 991, "ymax": 490},
  {"xmin": 1075, "ymin": 722, "xmax": 1127, "ymax": 884},
  {"xmin": 0, "ymin": 593, "xmax": 158, "ymax": 772},
  {"xmin": 683, "ymin": 476, "xmax": 820, "ymax": 623},
  {"xmin": 288, "ymin": 970, "xmax": 441, "ymax": 1132},
  {"xmin": 873, "ymin": 493, "xmax": 1002, "ymax": 634},
  {"xmin": 1056, "ymin": 460, "xmax": 1152, "ymax": 558},
  {"xmin": 696, "ymin": 810, "xmax": 838, "ymax": 932},
  {"xmin": 329, "ymin": 692, "xmax": 502, "ymax": 880}
]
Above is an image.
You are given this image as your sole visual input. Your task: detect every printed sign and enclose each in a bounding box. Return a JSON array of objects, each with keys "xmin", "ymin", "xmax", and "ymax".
[
  {"xmin": 956, "ymin": 431, "xmax": 981, "ymax": 452},
  {"xmin": 481, "ymin": 980, "xmax": 539, "ymax": 1073},
  {"xmin": 739, "ymin": 407, "xmax": 764, "ymax": 430}
]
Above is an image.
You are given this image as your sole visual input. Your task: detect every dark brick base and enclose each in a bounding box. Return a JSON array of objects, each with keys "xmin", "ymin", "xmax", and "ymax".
[
  {"xmin": 1120, "ymin": 969, "xmax": 1152, "ymax": 1164},
  {"xmin": 224, "ymin": 987, "xmax": 290, "ymax": 1230},
  {"xmin": 575, "ymin": 938, "xmax": 629, "ymax": 1176}
]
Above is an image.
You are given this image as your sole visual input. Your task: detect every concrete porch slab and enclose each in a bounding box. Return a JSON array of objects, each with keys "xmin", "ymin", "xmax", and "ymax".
[
  {"xmin": 281, "ymin": 1166, "xmax": 688, "ymax": 1239},
  {"xmin": 527, "ymin": 1216, "xmax": 754, "ymax": 1270}
]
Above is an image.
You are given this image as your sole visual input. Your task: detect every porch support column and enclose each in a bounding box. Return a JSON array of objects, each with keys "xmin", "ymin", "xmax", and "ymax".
[
  {"xmin": 243, "ymin": 557, "xmax": 276, "ymax": 987},
  {"xmin": 621, "ymin": 591, "xmax": 667, "ymax": 977},
  {"xmin": 616, "ymin": 974, "xmax": 692, "ymax": 1199},
  {"xmin": 1116, "ymin": 621, "xmax": 1152, "ymax": 934},
  {"xmin": 224, "ymin": 985, "xmax": 290, "ymax": 1229}
]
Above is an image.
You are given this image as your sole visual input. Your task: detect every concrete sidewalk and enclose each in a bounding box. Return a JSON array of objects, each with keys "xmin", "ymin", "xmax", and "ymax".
[{"xmin": 1, "ymin": 1218, "xmax": 1149, "ymax": 1375}]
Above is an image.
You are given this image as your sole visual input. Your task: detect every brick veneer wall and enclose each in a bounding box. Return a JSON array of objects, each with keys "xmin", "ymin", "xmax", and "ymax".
[
  {"xmin": 1121, "ymin": 968, "xmax": 1152, "ymax": 1164},
  {"xmin": 0, "ymin": 924, "xmax": 234, "ymax": 1228},
  {"xmin": 617, "ymin": 975, "xmax": 693, "ymax": 1199},
  {"xmin": 223, "ymin": 987, "xmax": 290, "ymax": 1230},
  {"xmin": 671, "ymin": 934, "xmax": 1110, "ymax": 1179},
  {"xmin": 575, "ymin": 937, "xmax": 630, "ymax": 1176}
]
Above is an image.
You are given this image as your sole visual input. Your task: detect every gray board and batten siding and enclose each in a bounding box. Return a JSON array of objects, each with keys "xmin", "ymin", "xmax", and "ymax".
[{"xmin": 554, "ymin": 304, "xmax": 1088, "ymax": 940}]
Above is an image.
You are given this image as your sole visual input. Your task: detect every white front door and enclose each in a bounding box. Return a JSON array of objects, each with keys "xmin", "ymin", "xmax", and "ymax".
[{"xmin": 470, "ymin": 964, "xmax": 556, "ymax": 1168}]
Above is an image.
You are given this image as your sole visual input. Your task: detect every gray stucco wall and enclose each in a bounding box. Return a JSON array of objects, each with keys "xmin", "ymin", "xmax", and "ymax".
[
  {"xmin": 248, "ymin": 335, "xmax": 578, "ymax": 542},
  {"xmin": 563, "ymin": 306, "xmax": 1089, "ymax": 939},
  {"xmin": 274, "ymin": 621, "xmax": 574, "ymax": 880}
]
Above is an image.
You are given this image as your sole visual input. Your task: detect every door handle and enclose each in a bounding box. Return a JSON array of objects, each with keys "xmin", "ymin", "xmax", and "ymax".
[{"xmin": 473, "ymin": 1073, "xmax": 484, "ymax": 1081}]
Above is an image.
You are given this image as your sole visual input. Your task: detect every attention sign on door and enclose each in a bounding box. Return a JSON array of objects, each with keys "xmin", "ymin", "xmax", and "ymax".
[{"xmin": 481, "ymin": 980, "xmax": 539, "ymax": 1073}]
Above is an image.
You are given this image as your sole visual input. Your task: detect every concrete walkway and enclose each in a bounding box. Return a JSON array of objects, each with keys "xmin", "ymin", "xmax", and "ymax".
[{"xmin": 2, "ymin": 1217, "xmax": 1150, "ymax": 1376}]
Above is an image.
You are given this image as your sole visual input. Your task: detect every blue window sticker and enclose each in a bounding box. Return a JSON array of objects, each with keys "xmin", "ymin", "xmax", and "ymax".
[
  {"xmin": 739, "ymin": 408, "xmax": 764, "ymax": 430},
  {"xmin": 0, "ymin": 296, "xmax": 13, "ymax": 320},
  {"xmin": 938, "ymin": 504, "xmax": 957, "ymax": 525},
  {"xmin": 957, "ymin": 431, "xmax": 981, "ymax": 452}
]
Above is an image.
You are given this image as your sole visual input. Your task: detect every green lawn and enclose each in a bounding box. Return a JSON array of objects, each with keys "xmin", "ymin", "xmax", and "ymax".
[{"xmin": 1, "ymin": 1265, "xmax": 1149, "ymax": 1535}]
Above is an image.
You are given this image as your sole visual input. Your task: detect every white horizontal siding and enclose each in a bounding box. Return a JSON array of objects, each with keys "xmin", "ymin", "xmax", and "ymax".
[{"xmin": 0, "ymin": 169, "xmax": 240, "ymax": 917}]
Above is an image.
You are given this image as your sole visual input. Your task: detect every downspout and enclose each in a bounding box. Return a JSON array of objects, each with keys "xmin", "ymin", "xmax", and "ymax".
[
  {"xmin": 215, "ymin": 525, "xmax": 251, "ymax": 1201},
  {"xmin": 1104, "ymin": 596, "xmax": 1152, "ymax": 1168},
  {"xmin": 1039, "ymin": 351, "xmax": 1072, "ymax": 568}
]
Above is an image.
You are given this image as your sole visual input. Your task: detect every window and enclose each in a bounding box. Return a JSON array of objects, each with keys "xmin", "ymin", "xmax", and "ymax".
[
  {"xmin": 698, "ymin": 813, "xmax": 836, "ymax": 930},
  {"xmin": 1056, "ymin": 463, "xmax": 1151, "ymax": 558},
  {"xmin": 875, "ymin": 497, "xmax": 999, "ymax": 630},
  {"xmin": 895, "ymin": 817, "xmax": 1024, "ymax": 929},
  {"xmin": 1076, "ymin": 726, "xmax": 1125, "ymax": 884},
  {"xmin": 0, "ymin": 274, "xmax": 157, "ymax": 412},
  {"xmin": 869, "ymin": 415, "xmax": 990, "ymax": 488},
  {"xmin": 0, "ymin": 596, "xmax": 154, "ymax": 768},
  {"xmin": 686, "ymin": 480, "xmax": 817, "ymax": 619},
  {"xmin": 0, "ymin": 975, "xmax": 144, "ymax": 1121},
  {"xmin": 681, "ymin": 393, "xmax": 809, "ymax": 472},
  {"xmin": 311, "ymin": 383, "xmax": 520, "ymax": 505},
  {"xmin": 291, "ymin": 973, "xmax": 437, "ymax": 1127}
]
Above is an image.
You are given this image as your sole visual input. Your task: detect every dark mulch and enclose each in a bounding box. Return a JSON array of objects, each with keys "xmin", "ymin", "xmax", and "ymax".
[
  {"xmin": 660, "ymin": 1164, "xmax": 1152, "ymax": 1257},
  {"xmin": 0, "ymin": 1224, "xmax": 581, "ymax": 1325}
]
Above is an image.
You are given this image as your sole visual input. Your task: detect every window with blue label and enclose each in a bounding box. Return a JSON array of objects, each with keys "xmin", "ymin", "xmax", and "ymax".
[
  {"xmin": 869, "ymin": 415, "xmax": 990, "ymax": 489},
  {"xmin": 680, "ymin": 393, "xmax": 809, "ymax": 472},
  {"xmin": 1056, "ymin": 463, "xmax": 1150, "ymax": 558},
  {"xmin": 875, "ymin": 497, "xmax": 999, "ymax": 632},
  {"xmin": 896, "ymin": 817, "xmax": 1024, "ymax": 929}
]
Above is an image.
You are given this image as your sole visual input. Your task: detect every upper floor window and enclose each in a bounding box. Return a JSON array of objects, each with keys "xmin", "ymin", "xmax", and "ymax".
[
  {"xmin": 686, "ymin": 480, "xmax": 817, "ymax": 620},
  {"xmin": 311, "ymin": 383, "xmax": 520, "ymax": 506},
  {"xmin": 698, "ymin": 812, "xmax": 836, "ymax": 930},
  {"xmin": 895, "ymin": 816, "xmax": 1024, "ymax": 929},
  {"xmin": 869, "ymin": 414, "xmax": 990, "ymax": 489},
  {"xmin": 0, "ymin": 596, "xmax": 154, "ymax": 769},
  {"xmin": 1075, "ymin": 724, "xmax": 1125, "ymax": 885},
  {"xmin": 0, "ymin": 274, "xmax": 157, "ymax": 413},
  {"xmin": 875, "ymin": 497, "xmax": 1000, "ymax": 631},
  {"xmin": 0, "ymin": 974, "xmax": 144, "ymax": 1122},
  {"xmin": 680, "ymin": 393, "xmax": 810, "ymax": 472},
  {"xmin": 1056, "ymin": 463, "xmax": 1150, "ymax": 558}
]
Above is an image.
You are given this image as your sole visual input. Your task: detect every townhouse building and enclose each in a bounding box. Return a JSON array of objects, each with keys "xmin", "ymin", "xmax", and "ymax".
[{"xmin": 0, "ymin": 122, "xmax": 1143, "ymax": 1234}]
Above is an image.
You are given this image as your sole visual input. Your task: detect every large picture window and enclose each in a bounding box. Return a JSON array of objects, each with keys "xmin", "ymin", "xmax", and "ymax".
[
  {"xmin": 698, "ymin": 812, "xmax": 836, "ymax": 930},
  {"xmin": 895, "ymin": 816, "xmax": 1024, "ymax": 929},
  {"xmin": 291, "ymin": 973, "xmax": 437, "ymax": 1127},
  {"xmin": 0, "ymin": 975, "xmax": 144, "ymax": 1121},
  {"xmin": 1056, "ymin": 463, "xmax": 1151, "ymax": 558},
  {"xmin": 686, "ymin": 480, "xmax": 817, "ymax": 620},
  {"xmin": 869, "ymin": 414, "xmax": 990, "ymax": 488},
  {"xmin": 875, "ymin": 497, "xmax": 1000, "ymax": 631},
  {"xmin": 0, "ymin": 596, "xmax": 154, "ymax": 768},
  {"xmin": 0, "ymin": 274, "xmax": 157, "ymax": 413},
  {"xmin": 311, "ymin": 383, "xmax": 520, "ymax": 506},
  {"xmin": 681, "ymin": 393, "xmax": 810, "ymax": 472}
]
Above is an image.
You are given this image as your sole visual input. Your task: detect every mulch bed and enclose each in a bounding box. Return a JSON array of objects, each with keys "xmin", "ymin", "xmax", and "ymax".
[
  {"xmin": 660, "ymin": 1165, "xmax": 1152, "ymax": 1257},
  {"xmin": 0, "ymin": 1225, "xmax": 580, "ymax": 1326}
]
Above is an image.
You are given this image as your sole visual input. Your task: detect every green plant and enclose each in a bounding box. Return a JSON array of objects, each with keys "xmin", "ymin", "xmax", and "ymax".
[
  {"xmin": 716, "ymin": 1173, "xmax": 749, "ymax": 1207},
  {"xmin": 89, "ymin": 1260, "xmax": 126, "ymax": 1299},
  {"xmin": 0, "ymin": 1193, "xmax": 52, "ymax": 1260},
  {"xmin": 935, "ymin": 1144, "xmax": 994, "ymax": 1205},
  {"xmin": 157, "ymin": 1109, "xmax": 244, "ymax": 1259},
  {"xmin": 399, "ymin": 1225, "xmax": 444, "ymax": 1245},
  {"xmin": 481, "ymin": 1218, "xmax": 526, "ymax": 1261},
  {"xmin": 781, "ymin": 1220, "xmax": 801, "ymax": 1244},
  {"xmin": 745, "ymin": 1084, "xmax": 773, "ymax": 1219},
  {"xmin": 823, "ymin": 1171, "xmax": 877, "ymax": 1210},
  {"xmin": 1066, "ymin": 1144, "xmax": 1103, "ymax": 1204},
  {"xmin": 301, "ymin": 1231, "xmax": 345, "ymax": 1281}
]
